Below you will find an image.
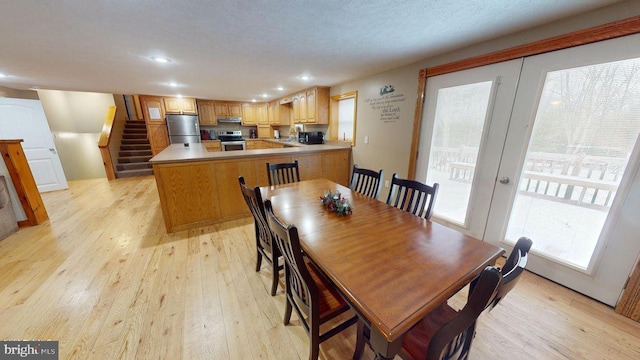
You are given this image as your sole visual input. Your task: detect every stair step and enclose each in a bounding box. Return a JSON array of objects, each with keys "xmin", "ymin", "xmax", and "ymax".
[
  {"xmin": 122, "ymin": 134, "xmax": 147, "ymax": 139},
  {"xmin": 119, "ymin": 150, "xmax": 152, "ymax": 157},
  {"xmin": 121, "ymin": 138, "xmax": 149, "ymax": 145},
  {"xmin": 123, "ymin": 129, "xmax": 148, "ymax": 134},
  {"xmin": 120, "ymin": 144, "xmax": 151, "ymax": 151},
  {"xmin": 117, "ymin": 162, "xmax": 152, "ymax": 171},
  {"xmin": 118, "ymin": 155, "xmax": 152, "ymax": 163},
  {"xmin": 116, "ymin": 168, "xmax": 154, "ymax": 178}
]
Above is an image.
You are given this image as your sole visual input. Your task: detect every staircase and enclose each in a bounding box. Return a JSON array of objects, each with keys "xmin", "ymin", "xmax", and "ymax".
[{"xmin": 115, "ymin": 120, "xmax": 154, "ymax": 178}]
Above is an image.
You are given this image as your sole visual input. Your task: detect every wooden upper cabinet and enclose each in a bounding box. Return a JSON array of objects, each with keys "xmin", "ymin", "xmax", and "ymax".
[
  {"xmin": 306, "ymin": 86, "xmax": 329, "ymax": 124},
  {"xmin": 140, "ymin": 95, "xmax": 165, "ymax": 123},
  {"xmin": 197, "ymin": 100, "xmax": 217, "ymax": 126},
  {"xmin": 241, "ymin": 103, "xmax": 257, "ymax": 125},
  {"xmin": 298, "ymin": 92, "xmax": 307, "ymax": 123},
  {"xmin": 292, "ymin": 96, "xmax": 301, "ymax": 123},
  {"xmin": 287, "ymin": 87, "xmax": 328, "ymax": 124},
  {"xmin": 163, "ymin": 97, "xmax": 197, "ymax": 114},
  {"xmin": 214, "ymin": 102, "xmax": 242, "ymax": 117},
  {"xmin": 256, "ymin": 103, "xmax": 269, "ymax": 125},
  {"xmin": 269, "ymin": 100, "xmax": 290, "ymax": 125},
  {"xmin": 306, "ymin": 89, "xmax": 316, "ymax": 122}
]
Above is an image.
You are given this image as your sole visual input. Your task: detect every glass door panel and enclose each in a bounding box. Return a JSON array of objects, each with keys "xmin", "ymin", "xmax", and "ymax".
[
  {"xmin": 504, "ymin": 58, "xmax": 640, "ymax": 271},
  {"xmin": 425, "ymin": 81, "xmax": 493, "ymax": 225}
]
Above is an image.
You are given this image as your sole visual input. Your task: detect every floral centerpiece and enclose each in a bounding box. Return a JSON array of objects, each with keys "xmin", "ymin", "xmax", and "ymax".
[{"xmin": 320, "ymin": 190, "xmax": 353, "ymax": 216}]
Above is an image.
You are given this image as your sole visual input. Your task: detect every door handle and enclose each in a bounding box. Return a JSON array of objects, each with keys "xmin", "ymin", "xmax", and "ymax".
[
  {"xmin": 499, "ymin": 177, "xmax": 510, "ymax": 184},
  {"xmin": 49, "ymin": 148, "xmax": 57, "ymax": 154}
]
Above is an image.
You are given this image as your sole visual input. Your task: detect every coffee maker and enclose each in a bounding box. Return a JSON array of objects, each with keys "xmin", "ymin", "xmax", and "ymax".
[{"xmin": 249, "ymin": 129, "xmax": 257, "ymax": 138}]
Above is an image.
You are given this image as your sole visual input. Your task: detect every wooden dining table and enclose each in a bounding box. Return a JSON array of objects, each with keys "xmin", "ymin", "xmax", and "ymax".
[{"xmin": 261, "ymin": 179, "xmax": 504, "ymax": 359}]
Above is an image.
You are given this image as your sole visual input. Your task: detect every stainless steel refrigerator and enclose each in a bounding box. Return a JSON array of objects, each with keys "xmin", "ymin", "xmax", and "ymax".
[{"xmin": 166, "ymin": 114, "xmax": 201, "ymax": 144}]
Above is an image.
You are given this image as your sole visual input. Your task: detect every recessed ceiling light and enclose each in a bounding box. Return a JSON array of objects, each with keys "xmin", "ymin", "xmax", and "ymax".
[
  {"xmin": 151, "ymin": 56, "xmax": 171, "ymax": 63},
  {"xmin": 251, "ymin": 99, "xmax": 256, "ymax": 102},
  {"xmin": 168, "ymin": 82, "xmax": 179, "ymax": 87},
  {"xmin": 298, "ymin": 75, "xmax": 311, "ymax": 81},
  {"xmin": 0, "ymin": 73, "xmax": 8, "ymax": 78},
  {"xmin": 276, "ymin": 87, "xmax": 284, "ymax": 91},
  {"xmin": 261, "ymin": 93, "xmax": 268, "ymax": 98},
  {"xmin": 176, "ymin": 94, "xmax": 183, "ymax": 98}
]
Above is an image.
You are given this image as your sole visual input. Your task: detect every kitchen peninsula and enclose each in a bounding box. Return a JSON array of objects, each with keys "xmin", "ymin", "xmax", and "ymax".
[{"xmin": 149, "ymin": 141, "xmax": 352, "ymax": 233}]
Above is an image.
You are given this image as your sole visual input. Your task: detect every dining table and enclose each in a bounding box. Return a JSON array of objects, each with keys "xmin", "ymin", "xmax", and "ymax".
[{"xmin": 260, "ymin": 179, "xmax": 504, "ymax": 359}]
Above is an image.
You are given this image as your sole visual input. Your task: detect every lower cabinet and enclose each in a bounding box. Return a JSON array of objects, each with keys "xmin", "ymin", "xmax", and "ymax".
[
  {"xmin": 152, "ymin": 148, "xmax": 351, "ymax": 232},
  {"xmin": 203, "ymin": 140, "xmax": 221, "ymax": 152}
]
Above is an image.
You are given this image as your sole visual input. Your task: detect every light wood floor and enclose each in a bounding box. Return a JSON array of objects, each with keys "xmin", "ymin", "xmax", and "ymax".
[{"xmin": 1, "ymin": 176, "xmax": 639, "ymax": 360}]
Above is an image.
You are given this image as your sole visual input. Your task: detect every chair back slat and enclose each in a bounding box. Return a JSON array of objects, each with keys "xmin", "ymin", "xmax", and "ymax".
[
  {"xmin": 265, "ymin": 200, "xmax": 314, "ymax": 318},
  {"xmin": 386, "ymin": 173, "xmax": 439, "ymax": 220},
  {"xmin": 267, "ymin": 160, "xmax": 301, "ymax": 186},
  {"xmin": 349, "ymin": 165, "xmax": 384, "ymax": 200}
]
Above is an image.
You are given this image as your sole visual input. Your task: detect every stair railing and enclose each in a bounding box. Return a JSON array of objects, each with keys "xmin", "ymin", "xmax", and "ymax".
[{"xmin": 98, "ymin": 106, "xmax": 117, "ymax": 180}]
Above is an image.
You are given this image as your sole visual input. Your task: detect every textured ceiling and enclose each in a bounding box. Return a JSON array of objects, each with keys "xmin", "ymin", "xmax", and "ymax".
[{"xmin": 0, "ymin": 0, "xmax": 624, "ymax": 101}]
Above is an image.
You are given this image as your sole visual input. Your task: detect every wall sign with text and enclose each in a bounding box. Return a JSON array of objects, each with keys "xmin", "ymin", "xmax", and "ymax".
[{"xmin": 364, "ymin": 85, "xmax": 407, "ymax": 123}]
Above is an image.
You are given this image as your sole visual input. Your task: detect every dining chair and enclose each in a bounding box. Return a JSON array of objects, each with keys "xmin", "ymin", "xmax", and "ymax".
[
  {"xmin": 488, "ymin": 236, "xmax": 532, "ymax": 308},
  {"xmin": 238, "ymin": 176, "xmax": 282, "ymax": 296},
  {"xmin": 265, "ymin": 199, "xmax": 357, "ymax": 360},
  {"xmin": 386, "ymin": 173, "xmax": 439, "ymax": 220},
  {"xmin": 353, "ymin": 266, "xmax": 503, "ymax": 360},
  {"xmin": 266, "ymin": 160, "xmax": 300, "ymax": 186},
  {"xmin": 349, "ymin": 164, "xmax": 384, "ymax": 200}
]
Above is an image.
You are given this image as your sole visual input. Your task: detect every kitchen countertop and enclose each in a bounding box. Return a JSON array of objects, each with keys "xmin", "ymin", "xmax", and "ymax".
[{"xmin": 149, "ymin": 140, "xmax": 351, "ymax": 164}]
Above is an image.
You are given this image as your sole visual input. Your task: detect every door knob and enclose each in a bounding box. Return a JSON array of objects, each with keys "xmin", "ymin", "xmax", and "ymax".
[
  {"xmin": 49, "ymin": 148, "xmax": 57, "ymax": 154},
  {"xmin": 499, "ymin": 177, "xmax": 510, "ymax": 184}
]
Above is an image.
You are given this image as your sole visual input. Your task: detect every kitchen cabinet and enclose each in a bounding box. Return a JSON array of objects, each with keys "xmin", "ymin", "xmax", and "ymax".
[
  {"xmin": 147, "ymin": 124, "xmax": 170, "ymax": 155},
  {"xmin": 241, "ymin": 103, "xmax": 257, "ymax": 126},
  {"xmin": 268, "ymin": 100, "xmax": 290, "ymax": 125},
  {"xmin": 140, "ymin": 95, "xmax": 170, "ymax": 155},
  {"xmin": 140, "ymin": 95, "xmax": 165, "ymax": 123},
  {"xmin": 257, "ymin": 126, "xmax": 271, "ymax": 138},
  {"xmin": 256, "ymin": 103, "xmax": 269, "ymax": 125},
  {"xmin": 304, "ymin": 87, "xmax": 329, "ymax": 124},
  {"xmin": 197, "ymin": 100, "xmax": 217, "ymax": 126},
  {"xmin": 290, "ymin": 87, "xmax": 328, "ymax": 124},
  {"xmin": 214, "ymin": 102, "xmax": 242, "ymax": 117},
  {"xmin": 203, "ymin": 140, "xmax": 221, "ymax": 152},
  {"xmin": 163, "ymin": 97, "xmax": 197, "ymax": 114}
]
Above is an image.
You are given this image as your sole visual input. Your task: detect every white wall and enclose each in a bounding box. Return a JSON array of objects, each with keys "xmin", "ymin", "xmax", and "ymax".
[{"xmin": 37, "ymin": 90, "xmax": 114, "ymax": 180}]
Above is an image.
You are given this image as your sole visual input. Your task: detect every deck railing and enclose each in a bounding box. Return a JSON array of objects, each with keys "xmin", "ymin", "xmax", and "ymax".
[{"xmin": 432, "ymin": 147, "xmax": 626, "ymax": 209}]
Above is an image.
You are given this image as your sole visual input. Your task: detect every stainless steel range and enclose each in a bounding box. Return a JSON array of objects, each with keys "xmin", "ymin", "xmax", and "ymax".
[{"xmin": 217, "ymin": 130, "xmax": 246, "ymax": 151}]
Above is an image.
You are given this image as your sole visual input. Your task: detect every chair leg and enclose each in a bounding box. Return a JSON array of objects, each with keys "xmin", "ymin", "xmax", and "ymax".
[
  {"xmin": 309, "ymin": 321, "xmax": 320, "ymax": 360},
  {"xmin": 270, "ymin": 262, "xmax": 279, "ymax": 296},
  {"xmin": 255, "ymin": 250, "xmax": 263, "ymax": 272},
  {"xmin": 352, "ymin": 319, "xmax": 365, "ymax": 360},
  {"xmin": 284, "ymin": 298, "xmax": 293, "ymax": 325}
]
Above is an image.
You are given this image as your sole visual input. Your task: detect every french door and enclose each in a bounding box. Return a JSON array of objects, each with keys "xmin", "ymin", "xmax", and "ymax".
[{"xmin": 418, "ymin": 33, "xmax": 640, "ymax": 306}]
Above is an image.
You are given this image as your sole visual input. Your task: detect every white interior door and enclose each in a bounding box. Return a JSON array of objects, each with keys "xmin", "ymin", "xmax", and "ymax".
[
  {"xmin": 416, "ymin": 59, "xmax": 522, "ymax": 239},
  {"xmin": 0, "ymin": 98, "xmax": 68, "ymax": 192},
  {"xmin": 484, "ymin": 34, "xmax": 640, "ymax": 306}
]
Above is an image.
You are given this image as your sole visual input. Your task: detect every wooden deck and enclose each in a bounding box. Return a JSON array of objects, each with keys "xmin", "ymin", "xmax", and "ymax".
[{"xmin": 0, "ymin": 176, "xmax": 639, "ymax": 359}]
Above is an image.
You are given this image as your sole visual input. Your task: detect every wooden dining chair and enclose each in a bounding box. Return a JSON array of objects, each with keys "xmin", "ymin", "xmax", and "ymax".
[
  {"xmin": 353, "ymin": 266, "xmax": 503, "ymax": 360},
  {"xmin": 488, "ymin": 236, "xmax": 532, "ymax": 308},
  {"xmin": 349, "ymin": 164, "xmax": 384, "ymax": 200},
  {"xmin": 238, "ymin": 176, "xmax": 282, "ymax": 296},
  {"xmin": 265, "ymin": 199, "xmax": 357, "ymax": 360},
  {"xmin": 266, "ymin": 160, "xmax": 300, "ymax": 186},
  {"xmin": 386, "ymin": 173, "xmax": 439, "ymax": 219}
]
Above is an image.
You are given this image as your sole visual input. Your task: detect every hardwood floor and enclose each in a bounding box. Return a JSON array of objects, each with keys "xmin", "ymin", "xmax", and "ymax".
[{"xmin": 0, "ymin": 176, "xmax": 639, "ymax": 359}]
